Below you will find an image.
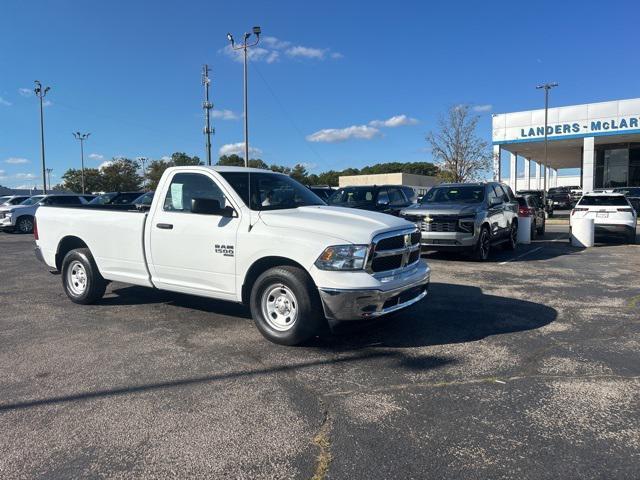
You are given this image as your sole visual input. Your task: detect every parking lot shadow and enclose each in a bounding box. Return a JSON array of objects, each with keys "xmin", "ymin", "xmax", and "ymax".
[{"xmin": 323, "ymin": 282, "xmax": 557, "ymax": 349}]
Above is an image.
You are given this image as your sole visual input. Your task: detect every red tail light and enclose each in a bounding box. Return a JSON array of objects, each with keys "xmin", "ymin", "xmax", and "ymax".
[
  {"xmin": 33, "ymin": 216, "xmax": 39, "ymax": 240},
  {"xmin": 518, "ymin": 206, "xmax": 533, "ymax": 217}
]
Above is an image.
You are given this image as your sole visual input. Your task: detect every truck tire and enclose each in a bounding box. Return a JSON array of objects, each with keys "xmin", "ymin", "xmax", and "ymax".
[
  {"xmin": 61, "ymin": 248, "xmax": 107, "ymax": 304},
  {"xmin": 16, "ymin": 216, "xmax": 34, "ymax": 234},
  {"xmin": 250, "ymin": 265, "xmax": 325, "ymax": 345},
  {"xmin": 472, "ymin": 226, "xmax": 491, "ymax": 261}
]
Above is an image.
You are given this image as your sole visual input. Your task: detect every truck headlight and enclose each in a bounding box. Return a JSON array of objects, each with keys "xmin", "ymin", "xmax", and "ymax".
[
  {"xmin": 457, "ymin": 215, "xmax": 476, "ymax": 233},
  {"xmin": 315, "ymin": 245, "xmax": 368, "ymax": 271}
]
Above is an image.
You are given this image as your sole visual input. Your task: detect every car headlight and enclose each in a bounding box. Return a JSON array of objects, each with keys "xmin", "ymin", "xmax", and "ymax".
[
  {"xmin": 315, "ymin": 245, "xmax": 368, "ymax": 271},
  {"xmin": 457, "ymin": 214, "xmax": 476, "ymax": 233}
]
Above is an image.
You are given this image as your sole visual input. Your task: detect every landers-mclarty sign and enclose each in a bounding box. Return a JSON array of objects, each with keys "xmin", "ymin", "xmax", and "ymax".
[{"xmin": 520, "ymin": 116, "xmax": 640, "ymax": 139}]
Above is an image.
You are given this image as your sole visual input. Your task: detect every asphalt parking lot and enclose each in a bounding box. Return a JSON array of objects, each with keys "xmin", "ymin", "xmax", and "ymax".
[{"xmin": 1, "ymin": 226, "xmax": 639, "ymax": 479}]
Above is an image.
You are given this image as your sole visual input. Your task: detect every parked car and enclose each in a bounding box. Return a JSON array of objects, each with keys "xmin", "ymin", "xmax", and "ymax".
[
  {"xmin": 547, "ymin": 187, "xmax": 573, "ymax": 210},
  {"xmin": 516, "ymin": 194, "xmax": 546, "ymax": 238},
  {"xmin": 566, "ymin": 185, "xmax": 583, "ymax": 205},
  {"xmin": 81, "ymin": 194, "xmax": 97, "ymax": 203},
  {"xmin": 400, "ymin": 182, "xmax": 519, "ymax": 261},
  {"xmin": 0, "ymin": 194, "xmax": 86, "ymax": 233},
  {"xmin": 132, "ymin": 191, "xmax": 154, "ymax": 210},
  {"xmin": 612, "ymin": 187, "xmax": 640, "ymax": 214},
  {"xmin": 400, "ymin": 186, "xmax": 418, "ymax": 203},
  {"xmin": 517, "ymin": 189, "xmax": 552, "ymax": 216},
  {"xmin": 89, "ymin": 191, "xmax": 145, "ymax": 206},
  {"xmin": 327, "ymin": 185, "xmax": 412, "ymax": 216},
  {"xmin": 306, "ymin": 185, "xmax": 334, "ymax": 202},
  {"xmin": 0, "ymin": 195, "xmax": 31, "ymax": 207},
  {"xmin": 570, "ymin": 193, "xmax": 637, "ymax": 243},
  {"xmin": 34, "ymin": 166, "xmax": 430, "ymax": 345}
]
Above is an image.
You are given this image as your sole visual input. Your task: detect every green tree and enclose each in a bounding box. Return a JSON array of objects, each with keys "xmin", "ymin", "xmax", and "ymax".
[
  {"xmin": 268, "ymin": 164, "xmax": 291, "ymax": 175},
  {"xmin": 290, "ymin": 164, "xmax": 309, "ymax": 183},
  {"xmin": 61, "ymin": 168, "xmax": 103, "ymax": 193},
  {"xmin": 426, "ymin": 104, "xmax": 491, "ymax": 182},
  {"xmin": 145, "ymin": 159, "xmax": 171, "ymax": 190},
  {"xmin": 217, "ymin": 154, "xmax": 244, "ymax": 167},
  {"xmin": 100, "ymin": 158, "xmax": 142, "ymax": 191},
  {"xmin": 171, "ymin": 152, "xmax": 202, "ymax": 166}
]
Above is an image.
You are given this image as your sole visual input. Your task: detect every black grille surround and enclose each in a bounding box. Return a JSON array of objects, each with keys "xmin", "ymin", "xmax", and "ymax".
[{"xmin": 366, "ymin": 227, "xmax": 422, "ymax": 274}]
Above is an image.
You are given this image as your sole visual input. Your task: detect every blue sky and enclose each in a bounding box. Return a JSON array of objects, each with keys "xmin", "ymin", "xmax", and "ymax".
[{"xmin": 1, "ymin": 0, "xmax": 639, "ymax": 188}]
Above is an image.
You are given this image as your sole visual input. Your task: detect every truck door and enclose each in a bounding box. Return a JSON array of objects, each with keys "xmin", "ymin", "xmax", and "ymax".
[
  {"xmin": 148, "ymin": 171, "xmax": 240, "ymax": 297},
  {"xmin": 487, "ymin": 185, "xmax": 506, "ymax": 237}
]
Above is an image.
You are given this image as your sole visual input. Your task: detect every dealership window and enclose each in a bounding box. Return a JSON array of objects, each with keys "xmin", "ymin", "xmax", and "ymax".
[{"xmin": 594, "ymin": 143, "xmax": 640, "ymax": 188}]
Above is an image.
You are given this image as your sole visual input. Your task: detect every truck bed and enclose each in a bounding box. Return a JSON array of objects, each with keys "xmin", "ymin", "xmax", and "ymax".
[{"xmin": 36, "ymin": 206, "xmax": 152, "ymax": 287}]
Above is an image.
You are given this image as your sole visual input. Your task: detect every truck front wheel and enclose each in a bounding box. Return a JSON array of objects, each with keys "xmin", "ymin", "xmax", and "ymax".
[
  {"xmin": 61, "ymin": 248, "xmax": 107, "ymax": 304},
  {"xmin": 250, "ymin": 265, "xmax": 325, "ymax": 345}
]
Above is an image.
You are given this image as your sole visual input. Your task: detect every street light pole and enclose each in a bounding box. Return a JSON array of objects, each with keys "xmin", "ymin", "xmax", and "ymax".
[
  {"xmin": 536, "ymin": 82, "xmax": 558, "ymax": 192},
  {"xmin": 34, "ymin": 80, "xmax": 51, "ymax": 194},
  {"xmin": 73, "ymin": 132, "xmax": 90, "ymax": 194},
  {"xmin": 227, "ymin": 26, "xmax": 262, "ymax": 167},
  {"xmin": 137, "ymin": 157, "xmax": 148, "ymax": 188},
  {"xmin": 45, "ymin": 168, "xmax": 53, "ymax": 190}
]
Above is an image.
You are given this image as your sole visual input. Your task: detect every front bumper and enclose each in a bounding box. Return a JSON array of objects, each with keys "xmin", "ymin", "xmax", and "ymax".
[
  {"xmin": 419, "ymin": 230, "xmax": 476, "ymax": 248},
  {"xmin": 318, "ymin": 261, "xmax": 430, "ymax": 321},
  {"xmin": 0, "ymin": 215, "xmax": 14, "ymax": 229}
]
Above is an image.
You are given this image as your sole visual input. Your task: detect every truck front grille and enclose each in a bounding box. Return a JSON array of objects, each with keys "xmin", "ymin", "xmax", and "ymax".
[
  {"xmin": 421, "ymin": 215, "xmax": 458, "ymax": 232},
  {"xmin": 367, "ymin": 227, "xmax": 421, "ymax": 274}
]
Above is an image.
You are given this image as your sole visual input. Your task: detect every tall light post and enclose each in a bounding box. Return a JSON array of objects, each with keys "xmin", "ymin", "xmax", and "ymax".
[
  {"xmin": 137, "ymin": 156, "xmax": 148, "ymax": 188},
  {"xmin": 536, "ymin": 82, "xmax": 559, "ymax": 191},
  {"xmin": 227, "ymin": 26, "xmax": 262, "ymax": 167},
  {"xmin": 45, "ymin": 168, "xmax": 53, "ymax": 191},
  {"xmin": 202, "ymin": 64, "xmax": 214, "ymax": 166},
  {"xmin": 73, "ymin": 132, "xmax": 90, "ymax": 194},
  {"xmin": 34, "ymin": 80, "xmax": 51, "ymax": 194}
]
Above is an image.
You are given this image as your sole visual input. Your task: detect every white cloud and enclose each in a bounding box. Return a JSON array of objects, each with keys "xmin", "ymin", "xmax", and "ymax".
[
  {"xmin": 43, "ymin": 100, "xmax": 53, "ymax": 107},
  {"xmin": 15, "ymin": 173, "xmax": 36, "ymax": 179},
  {"xmin": 0, "ymin": 169, "xmax": 6, "ymax": 179},
  {"xmin": 221, "ymin": 36, "xmax": 341, "ymax": 64},
  {"xmin": 88, "ymin": 153, "xmax": 104, "ymax": 161},
  {"xmin": 0, "ymin": 97, "xmax": 11, "ymax": 106},
  {"xmin": 473, "ymin": 104, "xmax": 493, "ymax": 112},
  {"xmin": 212, "ymin": 109, "xmax": 240, "ymax": 120},
  {"xmin": 219, "ymin": 142, "xmax": 263, "ymax": 158},
  {"xmin": 18, "ymin": 88, "xmax": 33, "ymax": 97},
  {"xmin": 161, "ymin": 155, "xmax": 171, "ymax": 161},
  {"xmin": 306, "ymin": 125, "xmax": 381, "ymax": 143},
  {"xmin": 98, "ymin": 161, "xmax": 114, "ymax": 170},
  {"xmin": 369, "ymin": 114, "xmax": 419, "ymax": 128},
  {"xmin": 5, "ymin": 157, "xmax": 29, "ymax": 164},
  {"xmin": 286, "ymin": 46, "xmax": 326, "ymax": 60}
]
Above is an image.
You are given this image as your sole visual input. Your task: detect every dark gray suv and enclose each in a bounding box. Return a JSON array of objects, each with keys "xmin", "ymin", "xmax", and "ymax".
[{"xmin": 400, "ymin": 182, "xmax": 519, "ymax": 260}]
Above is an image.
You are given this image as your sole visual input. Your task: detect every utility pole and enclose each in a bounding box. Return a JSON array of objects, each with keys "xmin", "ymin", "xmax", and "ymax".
[
  {"xmin": 34, "ymin": 80, "xmax": 51, "ymax": 194},
  {"xmin": 227, "ymin": 26, "xmax": 262, "ymax": 167},
  {"xmin": 45, "ymin": 168, "xmax": 53, "ymax": 191},
  {"xmin": 202, "ymin": 65, "xmax": 214, "ymax": 166},
  {"xmin": 536, "ymin": 82, "xmax": 559, "ymax": 192},
  {"xmin": 73, "ymin": 132, "xmax": 90, "ymax": 194}
]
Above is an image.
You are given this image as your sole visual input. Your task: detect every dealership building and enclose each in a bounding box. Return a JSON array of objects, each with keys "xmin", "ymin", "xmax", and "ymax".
[{"xmin": 492, "ymin": 97, "xmax": 640, "ymax": 192}]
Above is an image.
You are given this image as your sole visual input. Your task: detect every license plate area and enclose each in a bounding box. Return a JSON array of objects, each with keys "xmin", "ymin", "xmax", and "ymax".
[{"xmin": 596, "ymin": 212, "xmax": 608, "ymax": 218}]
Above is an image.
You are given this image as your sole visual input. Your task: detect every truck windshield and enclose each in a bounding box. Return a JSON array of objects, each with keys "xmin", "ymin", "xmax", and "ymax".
[
  {"xmin": 219, "ymin": 172, "xmax": 325, "ymax": 211},
  {"xmin": 20, "ymin": 196, "xmax": 44, "ymax": 206},
  {"xmin": 420, "ymin": 186, "xmax": 484, "ymax": 204},
  {"xmin": 327, "ymin": 187, "xmax": 375, "ymax": 205}
]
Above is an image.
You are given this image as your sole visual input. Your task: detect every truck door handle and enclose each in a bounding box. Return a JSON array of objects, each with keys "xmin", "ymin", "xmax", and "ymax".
[{"xmin": 156, "ymin": 223, "xmax": 173, "ymax": 230}]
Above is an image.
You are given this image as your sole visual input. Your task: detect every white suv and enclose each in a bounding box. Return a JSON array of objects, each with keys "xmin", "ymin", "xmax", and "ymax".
[{"xmin": 571, "ymin": 193, "xmax": 637, "ymax": 243}]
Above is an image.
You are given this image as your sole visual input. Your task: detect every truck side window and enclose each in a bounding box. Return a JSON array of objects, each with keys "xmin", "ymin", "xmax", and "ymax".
[
  {"xmin": 163, "ymin": 173, "xmax": 226, "ymax": 213},
  {"xmin": 487, "ymin": 186, "xmax": 500, "ymax": 204},
  {"xmin": 388, "ymin": 187, "xmax": 407, "ymax": 206},
  {"xmin": 494, "ymin": 185, "xmax": 509, "ymax": 202}
]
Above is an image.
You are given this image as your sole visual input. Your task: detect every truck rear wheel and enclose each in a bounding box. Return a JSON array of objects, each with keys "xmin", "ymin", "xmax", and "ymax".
[
  {"xmin": 250, "ymin": 265, "xmax": 325, "ymax": 345},
  {"xmin": 61, "ymin": 248, "xmax": 107, "ymax": 304}
]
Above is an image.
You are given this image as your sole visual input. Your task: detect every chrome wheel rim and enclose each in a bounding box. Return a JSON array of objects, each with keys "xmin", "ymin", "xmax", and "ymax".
[
  {"xmin": 18, "ymin": 218, "xmax": 32, "ymax": 233},
  {"xmin": 67, "ymin": 260, "xmax": 88, "ymax": 296},
  {"xmin": 261, "ymin": 284, "xmax": 298, "ymax": 332}
]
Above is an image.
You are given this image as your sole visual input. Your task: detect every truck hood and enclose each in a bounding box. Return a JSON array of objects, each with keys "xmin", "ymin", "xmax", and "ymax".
[
  {"xmin": 401, "ymin": 202, "xmax": 482, "ymax": 216},
  {"xmin": 259, "ymin": 205, "xmax": 413, "ymax": 244},
  {"xmin": 2, "ymin": 204, "xmax": 37, "ymax": 213}
]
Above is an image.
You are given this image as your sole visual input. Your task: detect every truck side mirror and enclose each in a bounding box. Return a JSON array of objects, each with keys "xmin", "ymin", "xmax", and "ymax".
[{"xmin": 191, "ymin": 198, "xmax": 235, "ymax": 217}]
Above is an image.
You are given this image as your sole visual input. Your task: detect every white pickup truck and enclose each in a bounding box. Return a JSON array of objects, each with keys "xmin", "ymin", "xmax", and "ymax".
[{"xmin": 35, "ymin": 166, "xmax": 430, "ymax": 344}]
